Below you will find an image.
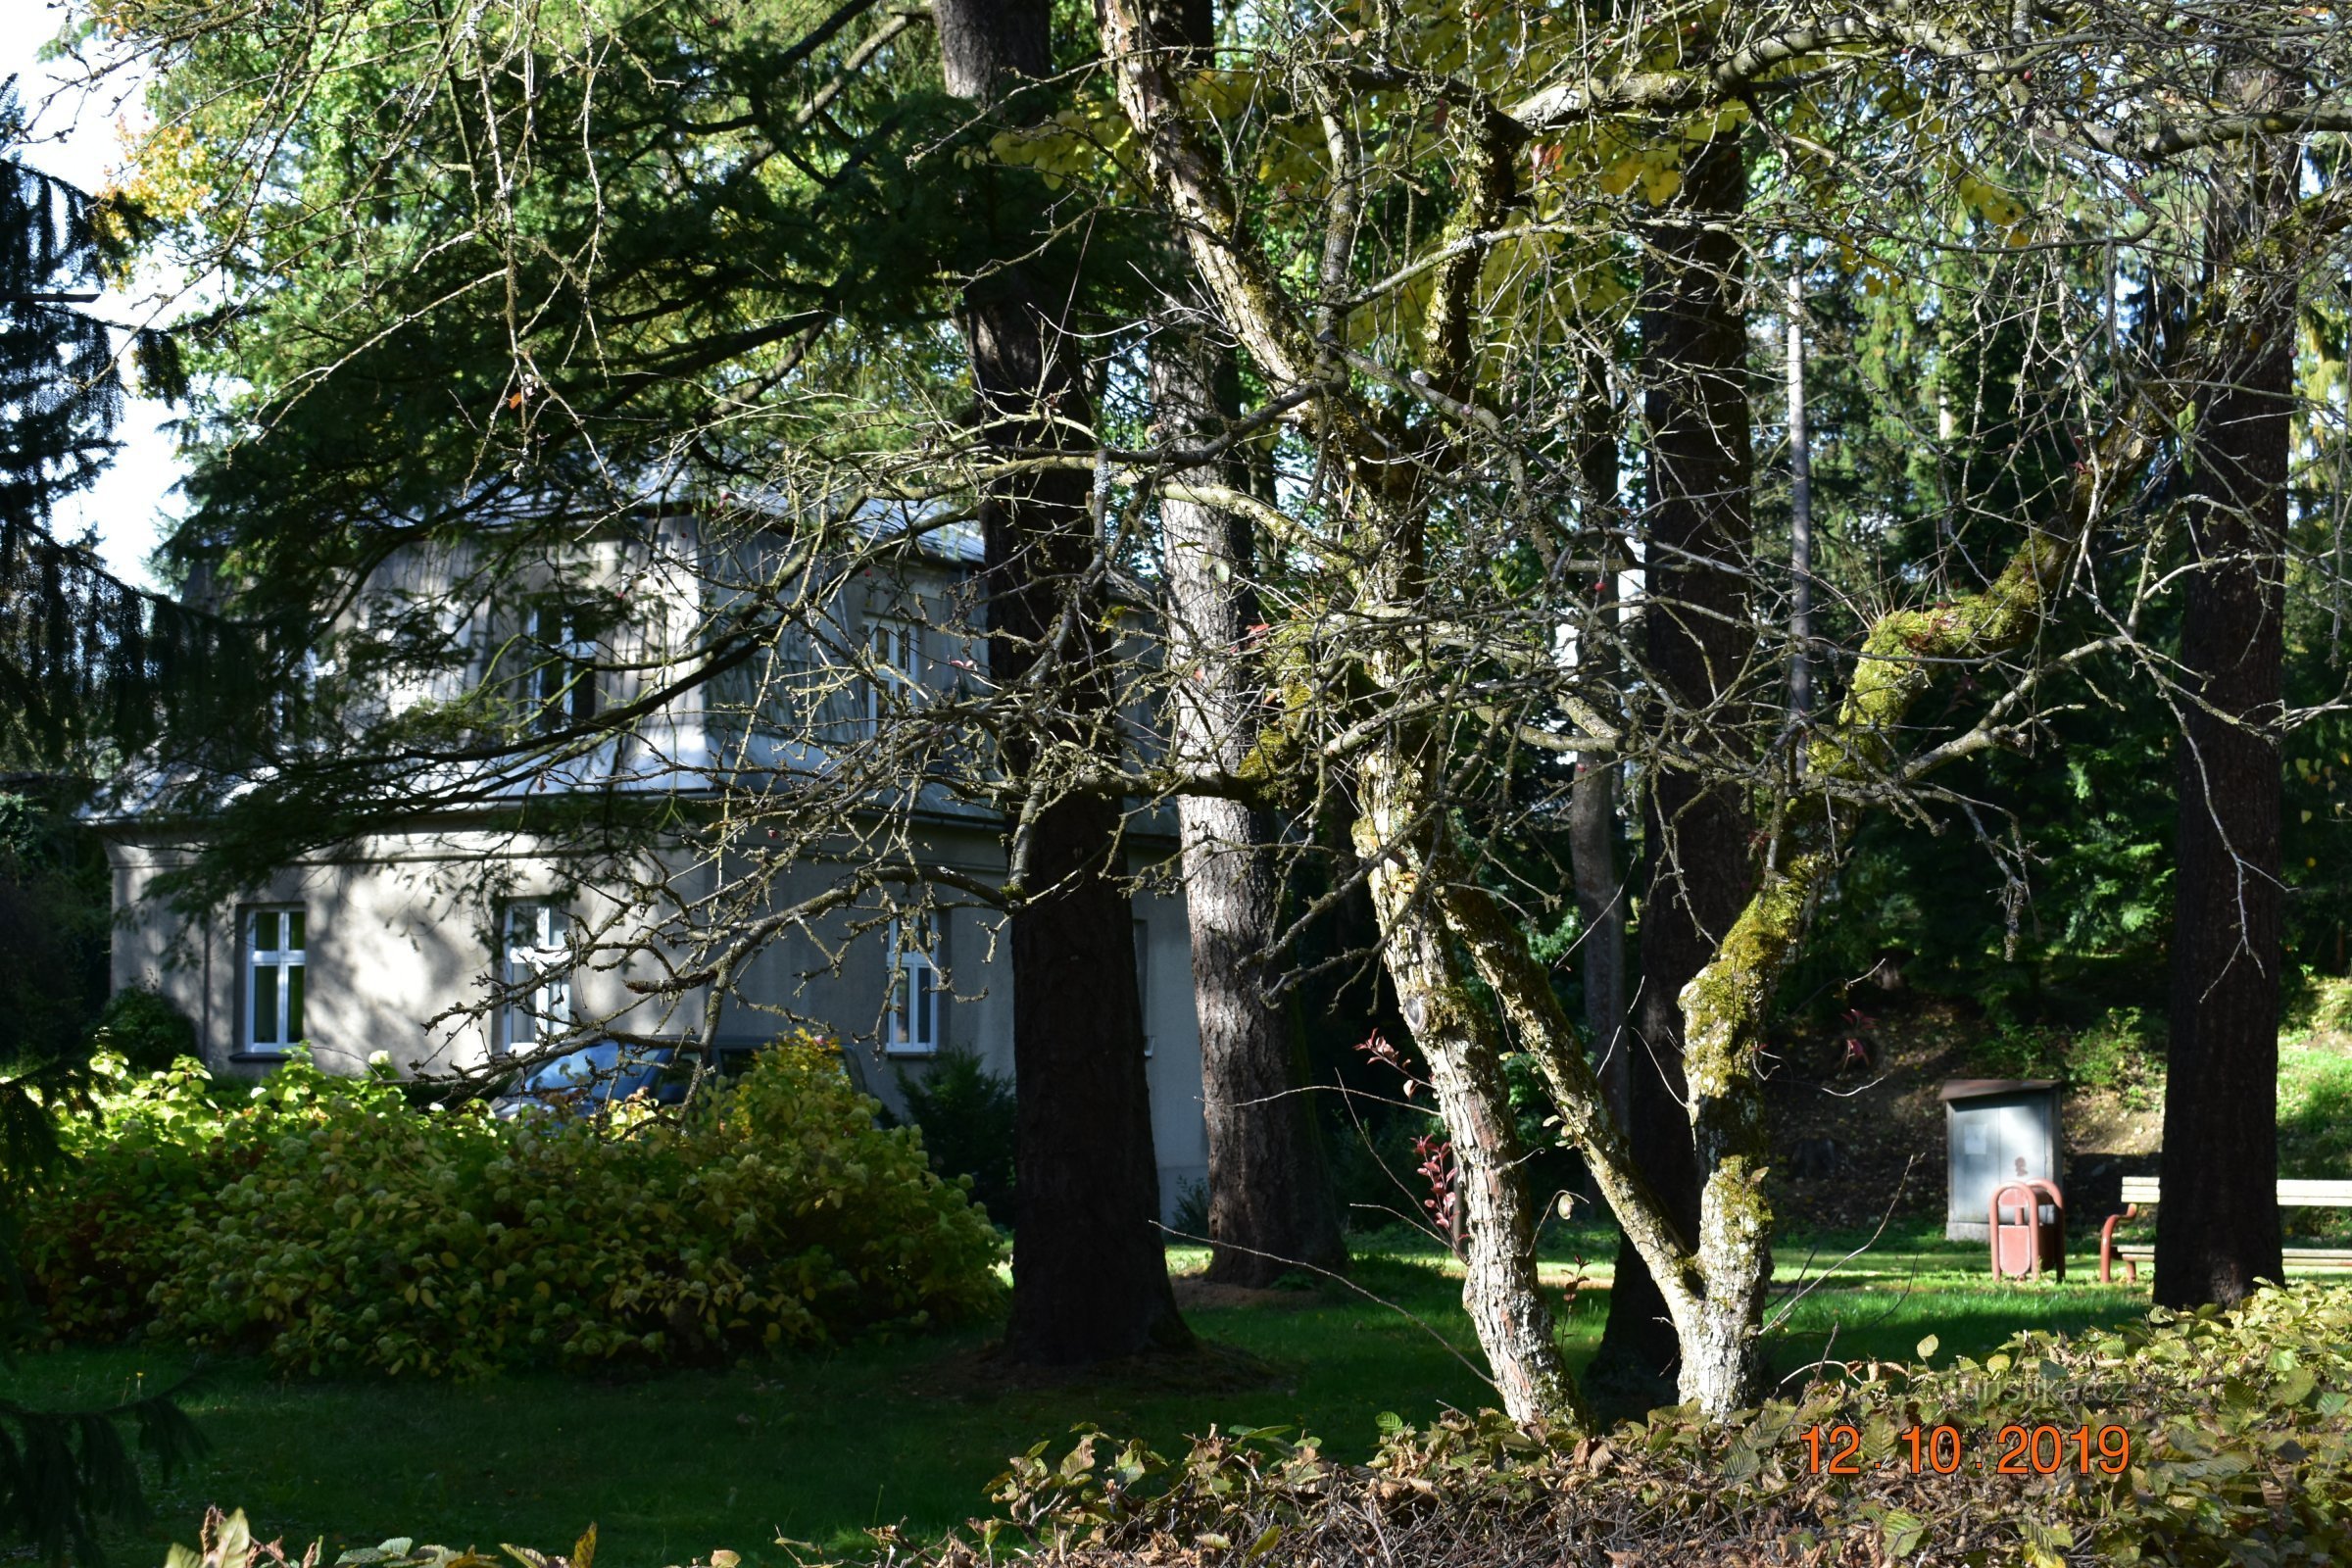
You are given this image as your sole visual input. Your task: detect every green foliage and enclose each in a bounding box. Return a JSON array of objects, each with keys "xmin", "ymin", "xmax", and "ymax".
[
  {"xmin": 2285, "ymin": 971, "xmax": 2352, "ymax": 1040},
  {"xmin": 891, "ymin": 1049, "xmax": 1016, "ymax": 1227},
  {"xmin": 0, "ymin": 803, "xmax": 205, "ymax": 1567},
  {"xmin": 2278, "ymin": 1044, "xmax": 2352, "ymax": 1183},
  {"xmin": 0, "ymin": 1379, "xmax": 205, "ymax": 1567},
  {"xmin": 1970, "ymin": 1006, "xmax": 2164, "ymax": 1105},
  {"xmin": 89, "ymin": 991, "xmax": 199, "ymax": 1075},
  {"xmin": 972, "ymin": 1283, "xmax": 2352, "ymax": 1568},
  {"xmin": 0, "ymin": 788, "xmax": 111, "ymax": 1076},
  {"xmin": 1168, "ymin": 1179, "xmax": 1208, "ymax": 1241},
  {"xmin": 14, "ymin": 1038, "xmax": 1003, "ymax": 1377}
]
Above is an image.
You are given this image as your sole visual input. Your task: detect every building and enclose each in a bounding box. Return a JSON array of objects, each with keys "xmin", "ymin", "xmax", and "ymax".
[{"xmin": 100, "ymin": 504, "xmax": 1211, "ymax": 1217}]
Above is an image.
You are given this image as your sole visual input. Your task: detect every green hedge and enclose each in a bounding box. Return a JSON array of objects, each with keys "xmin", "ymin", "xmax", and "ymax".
[{"xmin": 15, "ymin": 1038, "xmax": 1003, "ymax": 1376}]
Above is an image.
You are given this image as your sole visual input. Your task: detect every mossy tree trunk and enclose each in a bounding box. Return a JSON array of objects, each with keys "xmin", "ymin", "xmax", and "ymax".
[{"xmin": 1350, "ymin": 533, "xmax": 1586, "ymax": 1426}]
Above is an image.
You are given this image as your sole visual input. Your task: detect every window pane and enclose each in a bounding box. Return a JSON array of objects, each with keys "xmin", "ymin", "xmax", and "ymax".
[
  {"xmin": 252, "ymin": 910, "xmax": 276, "ymax": 952},
  {"xmin": 287, "ymin": 911, "xmax": 306, "ymax": 952},
  {"xmin": 286, "ymin": 963, "xmax": 305, "ymax": 1043},
  {"xmin": 253, "ymin": 965, "xmax": 279, "ymax": 1046}
]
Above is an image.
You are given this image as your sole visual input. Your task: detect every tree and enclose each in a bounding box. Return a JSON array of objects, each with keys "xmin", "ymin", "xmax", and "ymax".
[
  {"xmin": 0, "ymin": 75, "xmax": 207, "ymax": 1567},
  {"xmin": 1593, "ymin": 122, "xmax": 1757, "ymax": 1403},
  {"xmin": 933, "ymin": 0, "xmax": 1192, "ymax": 1361},
  {"xmin": 100, "ymin": 0, "xmax": 2352, "ymax": 1420},
  {"xmin": 1146, "ymin": 0, "xmax": 1347, "ymax": 1291},
  {"xmin": 1088, "ymin": 0, "xmax": 2352, "ymax": 1418},
  {"xmin": 2157, "ymin": 76, "xmax": 2303, "ymax": 1309}
]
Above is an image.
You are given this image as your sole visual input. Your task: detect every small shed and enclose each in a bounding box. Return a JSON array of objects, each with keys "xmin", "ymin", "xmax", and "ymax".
[{"xmin": 1941, "ymin": 1078, "xmax": 2063, "ymax": 1241}]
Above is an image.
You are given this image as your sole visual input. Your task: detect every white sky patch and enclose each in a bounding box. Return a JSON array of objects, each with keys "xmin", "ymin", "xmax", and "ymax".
[{"xmin": 7, "ymin": 7, "xmax": 179, "ymax": 592}]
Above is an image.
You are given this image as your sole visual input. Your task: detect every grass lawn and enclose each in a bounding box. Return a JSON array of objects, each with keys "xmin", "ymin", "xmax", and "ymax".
[{"xmin": 11, "ymin": 1223, "xmax": 2154, "ymax": 1567}]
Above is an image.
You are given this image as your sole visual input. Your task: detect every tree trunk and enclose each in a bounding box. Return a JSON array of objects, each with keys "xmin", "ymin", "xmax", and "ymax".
[
  {"xmin": 1148, "ymin": 0, "xmax": 1346, "ymax": 1291},
  {"xmin": 1786, "ymin": 273, "xmax": 1815, "ymax": 722},
  {"xmin": 1353, "ymin": 731, "xmax": 1583, "ymax": 1425},
  {"xmin": 1571, "ymin": 356, "xmax": 1630, "ymax": 1153},
  {"xmin": 936, "ymin": 0, "xmax": 1190, "ymax": 1362},
  {"xmin": 1595, "ymin": 130, "xmax": 1756, "ymax": 1399},
  {"xmin": 2156, "ymin": 109, "xmax": 2296, "ymax": 1311},
  {"xmin": 1569, "ymin": 760, "xmax": 1627, "ymax": 1144},
  {"xmin": 1152, "ymin": 333, "xmax": 1345, "ymax": 1288}
]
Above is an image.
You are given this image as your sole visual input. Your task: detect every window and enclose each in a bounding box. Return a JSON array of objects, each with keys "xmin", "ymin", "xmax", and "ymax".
[
  {"xmin": 244, "ymin": 906, "xmax": 307, "ymax": 1055},
  {"xmin": 864, "ymin": 618, "xmax": 919, "ymax": 736},
  {"xmin": 503, "ymin": 903, "xmax": 573, "ymax": 1053},
  {"xmin": 530, "ymin": 606, "xmax": 597, "ymax": 734},
  {"xmin": 884, "ymin": 915, "xmax": 940, "ymax": 1055}
]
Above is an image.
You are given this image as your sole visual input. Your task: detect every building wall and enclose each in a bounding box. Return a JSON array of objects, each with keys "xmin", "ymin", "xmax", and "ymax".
[{"xmin": 105, "ymin": 821, "xmax": 1210, "ymax": 1222}]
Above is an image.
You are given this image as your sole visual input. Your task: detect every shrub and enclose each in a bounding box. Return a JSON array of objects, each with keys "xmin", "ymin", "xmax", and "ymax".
[
  {"xmin": 975, "ymin": 1282, "xmax": 2352, "ymax": 1567},
  {"xmin": 1971, "ymin": 1007, "xmax": 2163, "ymax": 1104},
  {"xmin": 15, "ymin": 1054, "xmax": 264, "ymax": 1341},
  {"xmin": 16, "ymin": 1037, "xmax": 1003, "ymax": 1376},
  {"xmin": 893, "ymin": 1048, "xmax": 1017, "ymax": 1225},
  {"xmin": 89, "ymin": 989, "xmax": 200, "ymax": 1073}
]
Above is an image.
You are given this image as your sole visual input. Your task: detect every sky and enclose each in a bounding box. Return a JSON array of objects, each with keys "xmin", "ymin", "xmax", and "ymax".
[{"xmin": 8, "ymin": 5, "xmax": 181, "ymax": 591}]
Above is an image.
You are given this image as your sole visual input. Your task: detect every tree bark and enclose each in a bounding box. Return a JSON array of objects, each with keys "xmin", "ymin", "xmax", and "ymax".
[
  {"xmin": 1146, "ymin": 0, "xmax": 1347, "ymax": 1291},
  {"xmin": 1352, "ymin": 710, "xmax": 1585, "ymax": 1425},
  {"xmin": 1569, "ymin": 760, "xmax": 1627, "ymax": 1141},
  {"xmin": 1571, "ymin": 357, "xmax": 1630, "ymax": 1153},
  {"xmin": 1156, "ymin": 326, "xmax": 1348, "ymax": 1286},
  {"xmin": 2156, "ymin": 108, "xmax": 2296, "ymax": 1311},
  {"xmin": 936, "ymin": 0, "xmax": 1190, "ymax": 1362},
  {"xmin": 1595, "ymin": 130, "xmax": 1756, "ymax": 1398}
]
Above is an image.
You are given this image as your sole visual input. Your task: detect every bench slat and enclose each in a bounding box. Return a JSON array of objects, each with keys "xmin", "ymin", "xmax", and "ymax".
[
  {"xmin": 2109, "ymin": 1176, "xmax": 2352, "ymax": 1207},
  {"xmin": 2110, "ymin": 1244, "xmax": 2352, "ymax": 1266},
  {"xmin": 2278, "ymin": 1180, "xmax": 2352, "ymax": 1205}
]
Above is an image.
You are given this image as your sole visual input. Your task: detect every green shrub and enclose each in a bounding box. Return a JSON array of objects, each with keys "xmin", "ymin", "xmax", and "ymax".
[
  {"xmin": 978, "ymin": 1282, "xmax": 2352, "ymax": 1568},
  {"xmin": 16, "ymin": 1037, "xmax": 1003, "ymax": 1376},
  {"xmin": 16, "ymin": 1054, "xmax": 263, "ymax": 1341},
  {"xmin": 1971, "ymin": 1007, "xmax": 2163, "ymax": 1104},
  {"xmin": 89, "ymin": 989, "xmax": 199, "ymax": 1073},
  {"xmin": 892, "ymin": 1048, "xmax": 1016, "ymax": 1225}
]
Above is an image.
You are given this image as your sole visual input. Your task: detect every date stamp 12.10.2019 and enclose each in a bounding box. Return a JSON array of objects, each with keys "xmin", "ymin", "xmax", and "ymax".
[{"xmin": 1800, "ymin": 1423, "xmax": 2132, "ymax": 1477}]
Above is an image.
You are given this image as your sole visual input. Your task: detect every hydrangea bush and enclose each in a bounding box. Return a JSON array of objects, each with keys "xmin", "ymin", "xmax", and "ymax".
[{"xmin": 16, "ymin": 1037, "xmax": 1003, "ymax": 1376}]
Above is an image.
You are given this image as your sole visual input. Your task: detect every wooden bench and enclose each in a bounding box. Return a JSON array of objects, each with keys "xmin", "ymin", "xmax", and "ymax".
[{"xmin": 2100, "ymin": 1176, "xmax": 2352, "ymax": 1283}]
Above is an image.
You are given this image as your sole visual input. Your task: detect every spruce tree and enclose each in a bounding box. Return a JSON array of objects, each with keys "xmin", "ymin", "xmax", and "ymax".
[{"xmin": 0, "ymin": 78, "xmax": 205, "ymax": 1564}]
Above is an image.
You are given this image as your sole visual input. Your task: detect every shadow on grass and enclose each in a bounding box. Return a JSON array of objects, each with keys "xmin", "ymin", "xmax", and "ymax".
[{"xmin": 9, "ymin": 1233, "xmax": 2152, "ymax": 1566}]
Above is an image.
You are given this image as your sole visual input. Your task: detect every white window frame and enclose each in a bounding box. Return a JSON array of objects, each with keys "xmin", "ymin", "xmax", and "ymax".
[
  {"xmin": 864, "ymin": 617, "xmax": 920, "ymax": 736},
  {"xmin": 884, "ymin": 915, "xmax": 941, "ymax": 1056},
  {"xmin": 243, "ymin": 906, "xmax": 308, "ymax": 1055},
  {"xmin": 503, "ymin": 902, "xmax": 574, "ymax": 1054},
  {"xmin": 530, "ymin": 606, "xmax": 597, "ymax": 734}
]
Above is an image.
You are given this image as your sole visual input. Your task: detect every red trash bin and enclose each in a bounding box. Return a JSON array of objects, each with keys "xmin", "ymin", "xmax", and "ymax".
[{"xmin": 1988, "ymin": 1178, "xmax": 2066, "ymax": 1281}]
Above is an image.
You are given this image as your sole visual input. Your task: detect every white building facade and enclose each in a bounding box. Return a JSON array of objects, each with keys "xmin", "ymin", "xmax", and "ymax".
[{"xmin": 103, "ymin": 509, "xmax": 1212, "ymax": 1217}]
